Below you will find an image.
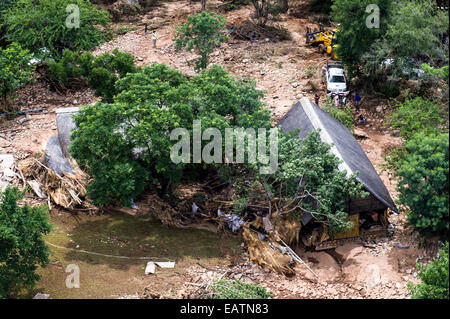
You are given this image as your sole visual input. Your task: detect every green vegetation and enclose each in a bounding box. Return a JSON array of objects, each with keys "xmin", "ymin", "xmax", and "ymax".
[
  {"xmin": 387, "ymin": 97, "xmax": 444, "ymax": 140},
  {"xmin": 364, "ymin": 0, "xmax": 449, "ymax": 80},
  {"xmin": 71, "ymin": 63, "xmax": 271, "ymax": 206},
  {"xmin": 0, "ymin": 186, "xmax": 52, "ymax": 298},
  {"xmin": 331, "ymin": 0, "xmax": 449, "ymax": 83},
  {"xmin": 29, "ymin": 210, "xmax": 241, "ymax": 299},
  {"xmin": 0, "ymin": 42, "xmax": 35, "ymax": 111},
  {"xmin": 1, "ymin": 0, "xmax": 110, "ymax": 59},
  {"xmin": 210, "ymin": 279, "xmax": 272, "ymax": 299},
  {"xmin": 230, "ymin": 130, "xmax": 367, "ymax": 235},
  {"xmin": 47, "ymin": 49, "xmax": 136, "ymax": 101},
  {"xmin": 332, "ymin": 0, "xmax": 392, "ymax": 77},
  {"xmin": 396, "ymin": 133, "xmax": 449, "ymax": 237},
  {"xmin": 174, "ymin": 11, "xmax": 227, "ymax": 71},
  {"xmin": 408, "ymin": 243, "xmax": 449, "ymax": 299},
  {"xmin": 322, "ymin": 97, "xmax": 354, "ymax": 131}
]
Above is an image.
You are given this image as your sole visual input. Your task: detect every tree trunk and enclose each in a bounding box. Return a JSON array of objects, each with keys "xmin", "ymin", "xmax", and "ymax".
[{"xmin": 201, "ymin": 0, "xmax": 207, "ymax": 11}]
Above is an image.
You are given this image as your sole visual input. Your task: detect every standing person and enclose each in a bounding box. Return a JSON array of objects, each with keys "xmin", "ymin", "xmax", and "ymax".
[
  {"xmin": 321, "ymin": 64, "xmax": 327, "ymax": 84},
  {"xmin": 355, "ymin": 92, "xmax": 361, "ymax": 111},
  {"xmin": 334, "ymin": 93, "xmax": 339, "ymax": 108},
  {"xmin": 152, "ymin": 30, "xmax": 157, "ymax": 48},
  {"xmin": 314, "ymin": 93, "xmax": 320, "ymax": 106}
]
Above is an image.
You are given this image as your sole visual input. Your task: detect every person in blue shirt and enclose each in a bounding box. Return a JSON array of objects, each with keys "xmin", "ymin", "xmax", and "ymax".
[{"xmin": 355, "ymin": 92, "xmax": 361, "ymax": 111}]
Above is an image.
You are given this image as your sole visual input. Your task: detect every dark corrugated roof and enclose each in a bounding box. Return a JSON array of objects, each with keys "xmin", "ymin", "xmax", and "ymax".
[{"xmin": 277, "ymin": 97, "xmax": 397, "ymax": 212}]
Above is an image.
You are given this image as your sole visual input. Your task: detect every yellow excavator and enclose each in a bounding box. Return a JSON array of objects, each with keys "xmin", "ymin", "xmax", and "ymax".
[{"xmin": 305, "ymin": 26, "xmax": 339, "ymax": 60}]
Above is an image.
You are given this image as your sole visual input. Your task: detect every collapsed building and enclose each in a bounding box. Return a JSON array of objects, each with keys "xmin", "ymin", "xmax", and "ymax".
[{"xmin": 277, "ymin": 97, "xmax": 398, "ymax": 250}]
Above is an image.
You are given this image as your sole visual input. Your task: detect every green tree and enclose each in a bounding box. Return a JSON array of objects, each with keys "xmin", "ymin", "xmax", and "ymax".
[
  {"xmin": 0, "ymin": 186, "xmax": 52, "ymax": 298},
  {"xmin": 174, "ymin": 11, "xmax": 227, "ymax": 71},
  {"xmin": 47, "ymin": 49, "xmax": 136, "ymax": 101},
  {"xmin": 0, "ymin": 42, "xmax": 35, "ymax": 112},
  {"xmin": 397, "ymin": 133, "xmax": 449, "ymax": 236},
  {"xmin": 331, "ymin": 0, "xmax": 392, "ymax": 77},
  {"xmin": 322, "ymin": 97, "xmax": 354, "ymax": 131},
  {"xmin": 2, "ymin": 0, "xmax": 110, "ymax": 60},
  {"xmin": 231, "ymin": 130, "xmax": 367, "ymax": 235},
  {"xmin": 363, "ymin": 0, "xmax": 449, "ymax": 80},
  {"xmin": 408, "ymin": 242, "xmax": 449, "ymax": 299},
  {"xmin": 71, "ymin": 64, "xmax": 271, "ymax": 205}
]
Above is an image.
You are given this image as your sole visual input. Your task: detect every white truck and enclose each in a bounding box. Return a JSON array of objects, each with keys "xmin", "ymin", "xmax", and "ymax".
[{"xmin": 326, "ymin": 63, "xmax": 349, "ymax": 97}]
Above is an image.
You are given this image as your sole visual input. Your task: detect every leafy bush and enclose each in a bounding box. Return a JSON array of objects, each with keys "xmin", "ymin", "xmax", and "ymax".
[
  {"xmin": 174, "ymin": 11, "xmax": 227, "ymax": 71},
  {"xmin": 210, "ymin": 279, "xmax": 272, "ymax": 299},
  {"xmin": 71, "ymin": 64, "xmax": 271, "ymax": 206},
  {"xmin": 387, "ymin": 97, "xmax": 443, "ymax": 140},
  {"xmin": 322, "ymin": 97, "xmax": 354, "ymax": 131},
  {"xmin": 0, "ymin": 186, "xmax": 52, "ymax": 298},
  {"xmin": 397, "ymin": 133, "xmax": 449, "ymax": 236},
  {"xmin": 0, "ymin": 42, "xmax": 35, "ymax": 112},
  {"xmin": 2, "ymin": 0, "xmax": 110, "ymax": 59},
  {"xmin": 47, "ymin": 49, "xmax": 136, "ymax": 101},
  {"xmin": 408, "ymin": 242, "xmax": 449, "ymax": 299}
]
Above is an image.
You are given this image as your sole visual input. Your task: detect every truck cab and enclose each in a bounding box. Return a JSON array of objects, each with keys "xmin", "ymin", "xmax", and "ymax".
[{"xmin": 326, "ymin": 64, "xmax": 348, "ymax": 96}]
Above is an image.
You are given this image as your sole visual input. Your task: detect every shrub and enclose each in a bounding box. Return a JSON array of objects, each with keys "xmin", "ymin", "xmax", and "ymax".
[
  {"xmin": 2, "ymin": 0, "xmax": 110, "ymax": 59},
  {"xmin": 210, "ymin": 279, "xmax": 272, "ymax": 299},
  {"xmin": 0, "ymin": 42, "xmax": 35, "ymax": 112},
  {"xmin": 47, "ymin": 49, "xmax": 136, "ymax": 101},
  {"xmin": 0, "ymin": 186, "xmax": 52, "ymax": 298},
  {"xmin": 408, "ymin": 242, "xmax": 449, "ymax": 299},
  {"xmin": 174, "ymin": 11, "xmax": 227, "ymax": 71},
  {"xmin": 387, "ymin": 97, "xmax": 443, "ymax": 140},
  {"xmin": 397, "ymin": 133, "xmax": 449, "ymax": 236},
  {"xmin": 322, "ymin": 97, "xmax": 354, "ymax": 131}
]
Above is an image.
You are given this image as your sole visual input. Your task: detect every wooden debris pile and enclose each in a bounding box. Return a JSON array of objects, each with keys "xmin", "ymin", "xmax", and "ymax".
[{"xmin": 16, "ymin": 156, "xmax": 97, "ymax": 213}]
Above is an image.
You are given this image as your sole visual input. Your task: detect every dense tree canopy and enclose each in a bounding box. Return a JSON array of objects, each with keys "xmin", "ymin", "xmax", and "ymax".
[
  {"xmin": 174, "ymin": 11, "xmax": 227, "ymax": 71},
  {"xmin": 332, "ymin": 0, "xmax": 392, "ymax": 77},
  {"xmin": 0, "ymin": 186, "xmax": 52, "ymax": 298},
  {"xmin": 397, "ymin": 133, "xmax": 449, "ymax": 236},
  {"xmin": 1, "ymin": 0, "xmax": 110, "ymax": 59}
]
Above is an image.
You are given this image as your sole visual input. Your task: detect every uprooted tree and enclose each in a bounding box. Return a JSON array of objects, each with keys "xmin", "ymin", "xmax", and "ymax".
[{"xmin": 228, "ymin": 129, "xmax": 367, "ymax": 235}]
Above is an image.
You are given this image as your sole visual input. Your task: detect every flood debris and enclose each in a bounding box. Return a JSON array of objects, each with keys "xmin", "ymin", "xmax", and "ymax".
[
  {"xmin": 145, "ymin": 262, "xmax": 156, "ymax": 275},
  {"xmin": 17, "ymin": 156, "xmax": 97, "ymax": 213},
  {"xmin": 145, "ymin": 261, "xmax": 176, "ymax": 274}
]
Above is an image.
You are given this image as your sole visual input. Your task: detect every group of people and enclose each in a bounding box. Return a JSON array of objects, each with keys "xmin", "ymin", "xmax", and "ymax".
[{"xmin": 314, "ymin": 91, "xmax": 366, "ymax": 125}]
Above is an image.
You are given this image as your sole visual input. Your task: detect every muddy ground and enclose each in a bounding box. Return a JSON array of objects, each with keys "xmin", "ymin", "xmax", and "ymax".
[{"xmin": 0, "ymin": 0, "xmax": 442, "ymax": 299}]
